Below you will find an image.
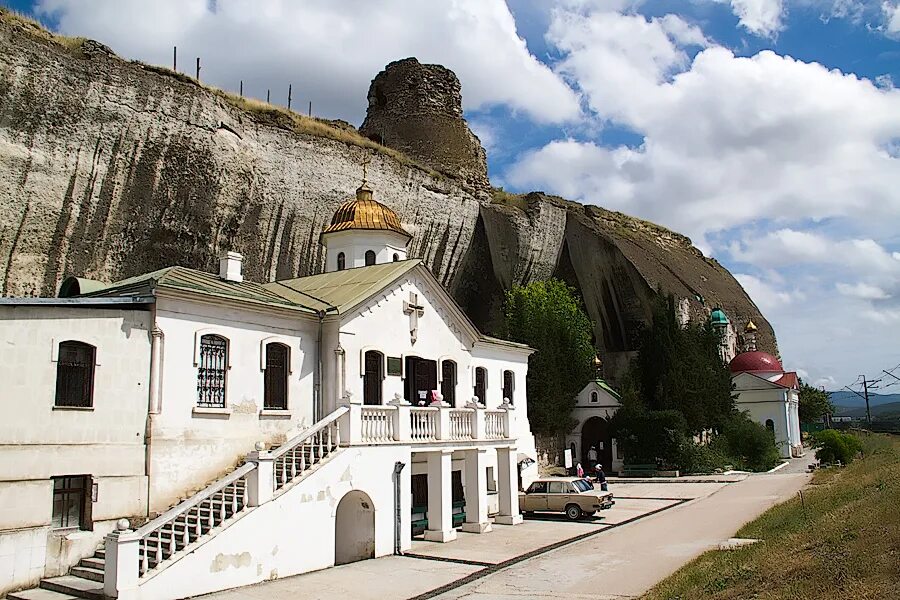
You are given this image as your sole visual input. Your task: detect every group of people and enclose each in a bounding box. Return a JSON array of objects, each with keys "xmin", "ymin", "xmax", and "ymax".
[{"xmin": 575, "ymin": 445, "xmax": 608, "ymax": 491}]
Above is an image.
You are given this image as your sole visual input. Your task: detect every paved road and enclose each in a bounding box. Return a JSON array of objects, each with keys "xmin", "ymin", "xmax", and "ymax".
[
  {"xmin": 431, "ymin": 459, "xmax": 814, "ymax": 600},
  {"xmin": 204, "ymin": 457, "xmax": 813, "ymax": 600}
]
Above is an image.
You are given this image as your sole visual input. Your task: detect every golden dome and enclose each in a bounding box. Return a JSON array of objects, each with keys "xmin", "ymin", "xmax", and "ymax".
[
  {"xmin": 321, "ymin": 183, "xmax": 411, "ymax": 239},
  {"xmin": 744, "ymin": 319, "xmax": 758, "ymax": 333}
]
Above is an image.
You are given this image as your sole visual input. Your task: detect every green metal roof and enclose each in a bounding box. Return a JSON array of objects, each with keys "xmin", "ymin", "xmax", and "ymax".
[
  {"xmin": 709, "ymin": 308, "xmax": 729, "ymax": 326},
  {"xmin": 265, "ymin": 259, "xmax": 421, "ymax": 313},
  {"xmin": 594, "ymin": 378, "xmax": 622, "ymax": 400},
  {"xmin": 86, "ymin": 266, "xmax": 315, "ymax": 313}
]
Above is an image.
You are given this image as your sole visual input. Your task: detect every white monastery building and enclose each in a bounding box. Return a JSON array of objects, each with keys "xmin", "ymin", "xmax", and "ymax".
[
  {"xmin": 712, "ymin": 311, "xmax": 803, "ymax": 460},
  {"xmin": 0, "ymin": 181, "xmax": 538, "ymax": 599},
  {"xmin": 565, "ymin": 363, "xmax": 624, "ymax": 474}
]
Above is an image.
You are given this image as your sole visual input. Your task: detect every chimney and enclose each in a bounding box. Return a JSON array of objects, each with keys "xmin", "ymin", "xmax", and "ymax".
[{"xmin": 218, "ymin": 251, "xmax": 243, "ymax": 283}]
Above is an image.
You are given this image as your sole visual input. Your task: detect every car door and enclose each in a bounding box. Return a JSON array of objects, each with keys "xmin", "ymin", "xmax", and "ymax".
[
  {"xmin": 547, "ymin": 481, "xmax": 568, "ymax": 510},
  {"xmin": 522, "ymin": 481, "xmax": 548, "ymax": 511}
]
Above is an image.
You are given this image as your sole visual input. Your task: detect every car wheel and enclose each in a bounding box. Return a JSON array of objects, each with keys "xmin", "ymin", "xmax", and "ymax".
[{"xmin": 565, "ymin": 504, "xmax": 582, "ymax": 521}]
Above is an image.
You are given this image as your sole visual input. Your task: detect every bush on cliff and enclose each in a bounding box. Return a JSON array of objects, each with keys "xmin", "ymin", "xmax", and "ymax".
[{"xmin": 501, "ymin": 279, "xmax": 595, "ymax": 436}]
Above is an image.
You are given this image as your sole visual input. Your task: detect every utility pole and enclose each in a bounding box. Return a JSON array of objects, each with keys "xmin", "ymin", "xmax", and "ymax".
[
  {"xmin": 196, "ymin": 57, "xmax": 201, "ymax": 81},
  {"xmin": 266, "ymin": 89, "xmax": 270, "ymax": 103},
  {"xmin": 239, "ymin": 80, "xmax": 243, "ymax": 97},
  {"xmin": 173, "ymin": 46, "xmax": 177, "ymax": 71},
  {"xmin": 287, "ymin": 84, "xmax": 292, "ymax": 111},
  {"xmin": 862, "ymin": 376, "xmax": 871, "ymax": 424}
]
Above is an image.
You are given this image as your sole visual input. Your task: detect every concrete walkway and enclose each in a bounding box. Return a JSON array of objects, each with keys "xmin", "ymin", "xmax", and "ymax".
[{"xmin": 201, "ymin": 456, "xmax": 813, "ymax": 600}]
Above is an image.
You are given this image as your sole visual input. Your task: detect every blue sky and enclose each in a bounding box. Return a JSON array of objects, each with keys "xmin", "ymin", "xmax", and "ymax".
[{"xmin": 7, "ymin": 0, "xmax": 900, "ymax": 392}]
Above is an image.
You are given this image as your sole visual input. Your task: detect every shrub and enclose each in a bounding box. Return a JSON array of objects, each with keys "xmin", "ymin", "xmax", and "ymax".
[
  {"xmin": 810, "ymin": 429, "xmax": 863, "ymax": 464},
  {"xmin": 712, "ymin": 413, "xmax": 781, "ymax": 472},
  {"xmin": 679, "ymin": 442, "xmax": 731, "ymax": 474},
  {"xmin": 611, "ymin": 407, "xmax": 689, "ymax": 468}
]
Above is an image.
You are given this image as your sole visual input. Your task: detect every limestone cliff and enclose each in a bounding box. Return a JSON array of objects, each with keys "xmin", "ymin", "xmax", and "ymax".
[{"xmin": 0, "ymin": 13, "xmax": 775, "ymax": 381}]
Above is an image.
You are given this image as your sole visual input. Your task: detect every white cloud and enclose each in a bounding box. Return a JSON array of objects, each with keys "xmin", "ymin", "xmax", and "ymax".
[
  {"xmin": 884, "ymin": 1, "xmax": 900, "ymax": 34},
  {"xmin": 836, "ymin": 282, "xmax": 891, "ymax": 299},
  {"xmin": 730, "ymin": 231, "xmax": 900, "ymax": 274},
  {"xmin": 734, "ymin": 273, "xmax": 800, "ymax": 310},
  {"xmin": 36, "ymin": 0, "xmax": 581, "ymax": 125},
  {"xmin": 728, "ymin": 0, "xmax": 786, "ymax": 37}
]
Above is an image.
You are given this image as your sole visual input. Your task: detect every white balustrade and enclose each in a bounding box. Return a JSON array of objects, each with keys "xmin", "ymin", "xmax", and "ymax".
[
  {"xmin": 485, "ymin": 410, "xmax": 505, "ymax": 439},
  {"xmin": 361, "ymin": 406, "xmax": 396, "ymax": 443},
  {"xmin": 448, "ymin": 409, "xmax": 475, "ymax": 440},
  {"xmin": 410, "ymin": 407, "xmax": 439, "ymax": 441}
]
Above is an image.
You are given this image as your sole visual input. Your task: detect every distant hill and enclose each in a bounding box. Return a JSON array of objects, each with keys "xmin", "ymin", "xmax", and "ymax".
[
  {"xmin": 828, "ymin": 390, "xmax": 900, "ymax": 417},
  {"xmin": 833, "ymin": 402, "xmax": 900, "ymax": 418}
]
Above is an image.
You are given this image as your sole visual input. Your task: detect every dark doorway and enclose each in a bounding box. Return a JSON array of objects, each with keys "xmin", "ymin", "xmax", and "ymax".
[
  {"xmin": 441, "ymin": 360, "xmax": 456, "ymax": 406},
  {"xmin": 363, "ymin": 351, "xmax": 383, "ymax": 405},
  {"xmin": 405, "ymin": 357, "xmax": 437, "ymax": 404},
  {"xmin": 581, "ymin": 417, "xmax": 614, "ymax": 472}
]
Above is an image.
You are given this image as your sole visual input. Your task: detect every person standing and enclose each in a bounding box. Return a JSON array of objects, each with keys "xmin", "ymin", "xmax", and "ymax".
[
  {"xmin": 587, "ymin": 445, "xmax": 598, "ymax": 469},
  {"xmin": 595, "ymin": 464, "xmax": 608, "ymax": 492},
  {"xmin": 576, "ymin": 463, "xmax": 584, "ymax": 478}
]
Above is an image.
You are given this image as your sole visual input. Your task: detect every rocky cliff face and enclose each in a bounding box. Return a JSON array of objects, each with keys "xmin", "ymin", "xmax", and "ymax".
[{"xmin": 0, "ymin": 14, "xmax": 775, "ymax": 381}]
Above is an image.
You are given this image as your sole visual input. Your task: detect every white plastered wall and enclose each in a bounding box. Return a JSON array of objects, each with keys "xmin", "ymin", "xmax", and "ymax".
[
  {"xmin": 0, "ymin": 305, "xmax": 152, "ymax": 594},
  {"xmin": 565, "ymin": 381, "xmax": 624, "ymax": 473},
  {"xmin": 136, "ymin": 445, "xmax": 411, "ymax": 600},
  {"xmin": 322, "ymin": 230, "xmax": 409, "ymax": 272},
  {"xmin": 733, "ymin": 375, "xmax": 795, "ymax": 459},
  {"xmin": 149, "ymin": 295, "xmax": 319, "ymax": 512}
]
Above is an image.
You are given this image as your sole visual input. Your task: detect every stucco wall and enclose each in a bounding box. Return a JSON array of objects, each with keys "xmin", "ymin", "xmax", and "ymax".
[
  {"xmin": 734, "ymin": 387, "xmax": 798, "ymax": 459},
  {"xmin": 136, "ymin": 445, "xmax": 411, "ymax": 600},
  {"xmin": 0, "ymin": 304, "xmax": 152, "ymax": 594},
  {"xmin": 149, "ymin": 295, "xmax": 319, "ymax": 512}
]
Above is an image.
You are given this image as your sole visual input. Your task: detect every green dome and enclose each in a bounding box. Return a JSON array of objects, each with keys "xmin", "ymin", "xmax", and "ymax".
[{"xmin": 709, "ymin": 308, "xmax": 729, "ymax": 326}]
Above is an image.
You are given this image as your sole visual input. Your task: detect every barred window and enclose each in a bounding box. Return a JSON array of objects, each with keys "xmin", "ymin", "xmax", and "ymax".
[
  {"xmin": 52, "ymin": 475, "xmax": 91, "ymax": 530},
  {"xmin": 264, "ymin": 343, "xmax": 289, "ymax": 410},
  {"xmin": 198, "ymin": 335, "xmax": 228, "ymax": 408},
  {"xmin": 55, "ymin": 341, "xmax": 95, "ymax": 407}
]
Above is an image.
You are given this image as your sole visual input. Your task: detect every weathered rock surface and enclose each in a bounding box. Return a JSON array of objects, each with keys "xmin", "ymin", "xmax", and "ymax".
[
  {"xmin": 360, "ymin": 58, "xmax": 490, "ymax": 194},
  {"xmin": 0, "ymin": 17, "xmax": 775, "ymax": 380}
]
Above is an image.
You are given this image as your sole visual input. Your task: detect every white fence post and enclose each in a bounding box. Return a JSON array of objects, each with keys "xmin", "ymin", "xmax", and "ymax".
[
  {"xmin": 467, "ymin": 398, "xmax": 486, "ymax": 439},
  {"xmin": 339, "ymin": 392, "xmax": 362, "ymax": 444},
  {"xmin": 501, "ymin": 399, "xmax": 516, "ymax": 439},
  {"xmin": 246, "ymin": 449, "xmax": 274, "ymax": 506},
  {"xmin": 389, "ymin": 394, "xmax": 411, "ymax": 441},
  {"xmin": 104, "ymin": 520, "xmax": 140, "ymax": 599}
]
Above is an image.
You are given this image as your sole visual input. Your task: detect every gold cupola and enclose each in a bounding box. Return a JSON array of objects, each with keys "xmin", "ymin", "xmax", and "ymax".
[{"xmin": 321, "ymin": 183, "xmax": 411, "ymax": 239}]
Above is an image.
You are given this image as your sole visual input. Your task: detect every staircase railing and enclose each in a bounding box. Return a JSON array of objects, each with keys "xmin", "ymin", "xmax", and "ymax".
[
  {"xmin": 130, "ymin": 462, "xmax": 255, "ymax": 578},
  {"xmin": 271, "ymin": 407, "xmax": 346, "ymax": 491}
]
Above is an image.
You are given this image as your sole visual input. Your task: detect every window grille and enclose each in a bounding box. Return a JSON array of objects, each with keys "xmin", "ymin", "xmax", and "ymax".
[
  {"xmin": 55, "ymin": 341, "xmax": 95, "ymax": 407},
  {"xmin": 198, "ymin": 335, "xmax": 228, "ymax": 408},
  {"xmin": 264, "ymin": 343, "xmax": 289, "ymax": 410},
  {"xmin": 52, "ymin": 475, "xmax": 89, "ymax": 529}
]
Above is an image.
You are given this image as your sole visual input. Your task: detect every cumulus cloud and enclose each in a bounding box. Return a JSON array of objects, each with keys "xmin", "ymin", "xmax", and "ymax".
[
  {"xmin": 734, "ymin": 273, "xmax": 802, "ymax": 310},
  {"xmin": 836, "ymin": 282, "xmax": 891, "ymax": 299},
  {"xmin": 727, "ymin": 0, "xmax": 786, "ymax": 37},
  {"xmin": 884, "ymin": 1, "xmax": 900, "ymax": 34},
  {"xmin": 36, "ymin": 0, "xmax": 581, "ymax": 125}
]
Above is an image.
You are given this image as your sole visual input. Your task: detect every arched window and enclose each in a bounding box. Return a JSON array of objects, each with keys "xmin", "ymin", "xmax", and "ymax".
[
  {"xmin": 503, "ymin": 370, "xmax": 514, "ymax": 404},
  {"xmin": 337, "ymin": 252, "xmax": 346, "ymax": 271},
  {"xmin": 393, "ymin": 253, "xmax": 400, "ymax": 262},
  {"xmin": 441, "ymin": 360, "xmax": 457, "ymax": 406},
  {"xmin": 363, "ymin": 350, "xmax": 383, "ymax": 405},
  {"xmin": 55, "ymin": 341, "xmax": 96, "ymax": 407},
  {"xmin": 365, "ymin": 250, "xmax": 376, "ymax": 266},
  {"xmin": 264, "ymin": 343, "xmax": 289, "ymax": 410},
  {"xmin": 198, "ymin": 334, "xmax": 228, "ymax": 408},
  {"xmin": 474, "ymin": 366, "xmax": 487, "ymax": 403},
  {"xmin": 765, "ymin": 419, "xmax": 775, "ymax": 433},
  {"xmin": 590, "ymin": 391, "xmax": 599, "ymax": 403}
]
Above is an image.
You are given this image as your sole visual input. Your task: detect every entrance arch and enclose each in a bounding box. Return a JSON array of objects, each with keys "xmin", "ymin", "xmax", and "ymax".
[
  {"xmin": 581, "ymin": 416, "xmax": 613, "ymax": 472},
  {"xmin": 335, "ymin": 490, "xmax": 375, "ymax": 565}
]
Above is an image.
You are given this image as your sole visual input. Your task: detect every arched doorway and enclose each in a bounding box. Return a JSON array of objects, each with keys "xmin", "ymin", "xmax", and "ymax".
[
  {"xmin": 581, "ymin": 417, "xmax": 613, "ymax": 472},
  {"xmin": 335, "ymin": 490, "xmax": 375, "ymax": 565}
]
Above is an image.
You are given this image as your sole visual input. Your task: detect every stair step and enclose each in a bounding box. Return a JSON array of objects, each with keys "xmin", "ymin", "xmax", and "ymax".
[
  {"xmin": 93, "ymin": 549, "xmax": 105, "ymax": 559},
  {"xmin": 78, "ymin": 557, "xmax": 104, "ymax": 570},
  {"xmin": 7, "ymin": 588, "xmax": 80, "ymax": 600},
  {"xmin": 40, "ymin": 575, "xmax": 104, "ymax": 599},
  {"xmin": 68, "ymin": 567, "xmax": 104, "ymax": 583}
]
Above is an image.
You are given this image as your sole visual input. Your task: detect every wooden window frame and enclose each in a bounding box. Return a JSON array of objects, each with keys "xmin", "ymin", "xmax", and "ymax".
[
  {"xmin": 54, "ymin": 341, "xmax": 96, "ymax": 408},
  {"xmin": 51, "ymin": 475, "xmax": 92, "ymax": 530},
  {"xmin": 263, "ymin": 342, "xmax": 290, "ymax": 410},
  {"xmin": 197, "ymin": 334, "xmax": 229, "ymax": 408}
]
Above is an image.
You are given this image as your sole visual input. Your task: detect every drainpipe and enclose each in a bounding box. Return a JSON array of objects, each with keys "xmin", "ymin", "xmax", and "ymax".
[
  {"xmin": 393, "ymin": 461, "xmax": 406, "ymax": 555},
  {"xmin": 144, "ymin": 286, "xmax": 161, "ymax": 519},
  {"xmin": 315, "ymin": 310, "xmax": 325, "ymax": 423}
]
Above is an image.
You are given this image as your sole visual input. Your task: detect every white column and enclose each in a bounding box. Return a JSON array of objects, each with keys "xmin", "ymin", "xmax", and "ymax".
[
  {"xmin": 104, "ymin": 521, "xmax": 140, "ymax": 599},
  {"xmin": 461, "ymin": 449, "xmax": 491, "ymax": 533},
  {"xmin": 424, "ymin": 449, "xmax": 457, "ymax": 542},
  {"xmin": 495, "ymin": 446, "xmax": 523, "ymax": 525},
  {"xmin": 246, "ymin": 450, "xmax": 274, "ymax": 507}
]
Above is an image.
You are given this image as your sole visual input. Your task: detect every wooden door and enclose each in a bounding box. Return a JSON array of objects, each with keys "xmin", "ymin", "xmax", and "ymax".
[{"xmin": 363, "ymin": 351, "xmax": 383, "ymax": 405}]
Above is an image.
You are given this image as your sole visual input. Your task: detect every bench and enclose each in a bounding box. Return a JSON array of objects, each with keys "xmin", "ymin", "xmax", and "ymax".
[
  {"xmin": 411, "ymin": 500, "xmax": 466, "ymax": 535},
  {"xmin": 622, "ymin": 464, "xmax": 657, "ymax": 477}
]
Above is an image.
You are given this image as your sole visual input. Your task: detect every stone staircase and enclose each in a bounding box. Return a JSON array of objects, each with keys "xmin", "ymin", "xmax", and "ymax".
[
  {"xmin": 6, "ymin": 409, "xmax": 345, "ymax": 600},
  {"xmin": 8, "ymin": 545, "xmax": 106, "ymax": 599}
]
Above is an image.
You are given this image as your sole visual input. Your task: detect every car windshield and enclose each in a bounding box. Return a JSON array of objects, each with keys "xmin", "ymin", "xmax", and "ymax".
[{"xmin": 572, "ymin": 479, "xmax": 593, "ymax": 492}]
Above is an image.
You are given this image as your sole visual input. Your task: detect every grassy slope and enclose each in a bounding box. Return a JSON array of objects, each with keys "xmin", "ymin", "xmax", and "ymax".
[{"xmin": 645, "ymin": 433, "xmax": 900, "ymax": 600}]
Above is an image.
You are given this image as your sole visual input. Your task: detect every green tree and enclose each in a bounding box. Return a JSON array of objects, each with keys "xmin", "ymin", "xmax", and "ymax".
[
  {"xmin": 798, "ymin": 380, "xmax": 834, "ymax": 424},
  {"xmin": 633, "ymin": 294, "xmax": 735, "ymax": 434},
  {"xmin": 501, "ymin": 279, "xmax": 595, "ymax": 435}
]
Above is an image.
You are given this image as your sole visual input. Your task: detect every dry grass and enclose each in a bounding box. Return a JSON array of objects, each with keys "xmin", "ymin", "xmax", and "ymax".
[
  {"xmin": 644, "ymin": 433, "xmax": 900, "ymax": 600},
  {"xmin": 0, "ymin": 7, "xmax": 86, "ymax": 54},
  {"xmin": 1, "ymin": 8, "xmax": 441, "ymax": 178},
  {"xmin": 491, "ymin": 188, "xmax": 530, "ymax": 211}
]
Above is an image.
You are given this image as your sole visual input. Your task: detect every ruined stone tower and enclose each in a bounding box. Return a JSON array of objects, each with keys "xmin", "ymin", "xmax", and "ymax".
[{"xmin": 360, "ymin": 57, "xmax": 490, "ymax": 194}]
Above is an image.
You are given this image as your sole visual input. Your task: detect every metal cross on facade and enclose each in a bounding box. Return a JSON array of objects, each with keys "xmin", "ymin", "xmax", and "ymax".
[{"xmin": 403, "ymin": 292, "xmax": 425, "ymax": 344}]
